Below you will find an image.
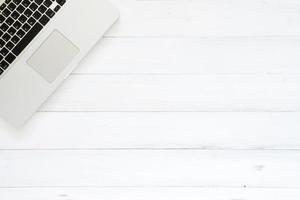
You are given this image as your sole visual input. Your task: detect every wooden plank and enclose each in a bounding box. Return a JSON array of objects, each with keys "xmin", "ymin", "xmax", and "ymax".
[
  {"xmin": 0, "ymin": 150, "xmax": 299, "ymax": 187},
  {"xmin": 41, "ymin": 75, "xmax": 300, "ymax": 112},
  {"xmin": 77, "ymin": 37, "xmax": 300, "ymax": 74},
  {"xmin": 1, "ymin": 188, "xmax": 300, "ymax": 200},
  {"xmin": 107, "ymin": 0, "xmax": 300, "ymax": 37},
  {"xmin": 0, "ymin": 112, "xmax": 300, "ymax": 149}
]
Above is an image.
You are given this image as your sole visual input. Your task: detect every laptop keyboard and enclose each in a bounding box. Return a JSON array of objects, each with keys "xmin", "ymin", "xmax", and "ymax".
[{"xmin": 0, "ymin": 0, "xmax": 66, "ymax": 76}]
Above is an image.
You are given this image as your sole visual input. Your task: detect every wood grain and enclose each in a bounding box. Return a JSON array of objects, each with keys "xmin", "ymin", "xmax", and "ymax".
[
  {"xmin": 0, "ymin": 112, "xmax": 299, "ymax": 150},
  {"xmin": 41, "ymin": 74, "xmax": 300, "ymax": 112},
  {"xmin": 77, "ymin": 37, "xmax": 300, "ymax": 74},
  {"xmin": 2, "ymin": 188, "xmax": 300, "ymax": 200},
  {"xmin": 0, "ymin": 150, "xmax": 299, "ymax": 187},
  {"xmin": 107, "ymin": 0, "xmax": 300, "ymax": 37}
]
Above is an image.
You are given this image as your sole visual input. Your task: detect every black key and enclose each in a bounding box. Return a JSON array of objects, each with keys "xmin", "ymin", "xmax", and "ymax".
[
  {"xmin": 5, "ymin": 17, "xmax": 14, "ymax": 25},
  {"xmin": 11, "ymin": 11, "xmax": 20, "ymax": 19},
  {"xmin": 11, "ymin": 35, "xmax": 19, "ymax": 44},
  {"xmin": 0, "ymin": 30, "xmax": 3, "ymax": 37},
  {"xmin": 2, "ymin": 33, "xmax": 11, "ymax": 41},
  {"xmin": 0, "ymin": 68, "xmax": 3, "ymax": 75},
  {"xmin": 0, "ymin": 47, "xmax": 9, "ymax": 56},
  {"xmin": 0, "ymin": 23, "xmax": 9, "ymax": 32},
  {"xmin": 0, "ymin": 60, "xmax": 9, "ymax": 70},
  {"xmin": 56, "ymin": 0, "xmax": 65, "ymax": 6},
  {"xmin": 5, "ymin": 0, "xmax": 11, "ymax": 3},
  {"xmin": 22, "ymin": 0, "xmax": 30, "ymax": 7},
  {"xmin": 16, "ymin": 4, "xmax": 25, "ymax": 13},
  {"xmin": 2, "ymin": 8, "xmax": 11, "ymax": 17},
  {"xmin": 12, "ymin": 23, "xmax": 42, "ymax": 56},
  {"xmin": 6, "ymin": 41, "xmax": 14, "ymax": 50},
  {"xmin": 35, "ymin": 0, "xmax": 43, "ymax": 5},
  {"xmin": 38, "ymin": 5, "xmax": 47, "ymax": 13},
  {"xmin": 7, "ymin": 2, "xmax": 16, "ymax": 11},
  {"xmin": 54, "ymin": 5, "xmax": 60, "ymax": 12},
  {"xmin": 44, "ymin": 0, "xmax": 52, "ymax": 7},
  {"xmin": 29, "ymin": 2, "xmax": 38, "ymax": 11},
  {"xmin": 24, "ymin": 9, "xmax": 33, "ymax": 17},
  {"xmin": 33, "ymin": 11, "xmax": 42, "ymax": 19},
  {"xmin": 18, "ymin": 14, "xmax": 27, "ymax": 23},
  {"xmin": 28, "ymin": 17, "xmax": 36, "ymax": 25},
  {"xmin": 0, "ymin": 15, "xmax": 5, "ymax": 23},
  {"xmin": 13, "ymin": 21, "xmax": 22, "ymax": 29},
  {"xmin": 13, "ymin": 0, "xmax": 22, "ymax": 5},
  {"xmin": 8, "ymin": 27, "xmax": 16, "ymax": 35},
  {"xmin": 5, "ymin": 53, "xmax": 16, "ymax": 64},
  {"xmin": 0, "ymin": 3, "xmax": 6, "ymax": 10},
  {"xmin": 22, "ymin": 23, "xmax": 30, "ymax": 31},
  {"xmin": 16, "ymin": 29, "xmax": 25, "ymax": 37},
  {"xmin": 39, "ymin": 15, "xmax": 49, "ymax": 25},
  {"xmin": 0, "ymin": 39, "xmax": 5, "ymax": 48},
  {"xmin": 46, "ymin": 9, "xmax": 54, "ymax": 18}
]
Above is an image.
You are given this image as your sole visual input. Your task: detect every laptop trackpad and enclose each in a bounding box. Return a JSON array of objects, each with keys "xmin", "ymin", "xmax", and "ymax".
[{"xmin": 27, "ymin": 30, "xmax": 79, "ymax": 83}]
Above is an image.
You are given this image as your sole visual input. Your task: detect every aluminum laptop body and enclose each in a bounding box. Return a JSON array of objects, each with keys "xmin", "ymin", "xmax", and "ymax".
[{"xmin": 0, "ymin": 0, "xmax": 119, "ymax": 126}]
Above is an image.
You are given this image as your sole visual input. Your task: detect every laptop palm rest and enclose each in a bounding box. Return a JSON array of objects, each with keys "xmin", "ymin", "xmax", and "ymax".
[{"xmin": 27, "ymin": 30, "xmax": 79, "ymax": 83}]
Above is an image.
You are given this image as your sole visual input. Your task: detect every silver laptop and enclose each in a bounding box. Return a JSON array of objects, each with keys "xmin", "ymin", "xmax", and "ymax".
[{"xmin": 0, "ymin": 0, "xmax": 119, "ymax": 126}]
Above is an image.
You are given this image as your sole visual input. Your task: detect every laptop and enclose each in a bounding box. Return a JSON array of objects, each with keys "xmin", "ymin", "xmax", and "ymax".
[{"xmin": 0, "ymin": 0, "xmax": 119, "ymax": 126}]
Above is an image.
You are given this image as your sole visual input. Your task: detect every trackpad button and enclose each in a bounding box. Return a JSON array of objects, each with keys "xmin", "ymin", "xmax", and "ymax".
[{"xmin": 27, "ymin": 30, "xmax": 79, "ymax": 83}]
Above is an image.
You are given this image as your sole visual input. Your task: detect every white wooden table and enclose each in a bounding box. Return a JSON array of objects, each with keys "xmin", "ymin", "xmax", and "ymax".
[{"xmin": 1, "ymin": 0, "xmax": 300, "ymax": 199}]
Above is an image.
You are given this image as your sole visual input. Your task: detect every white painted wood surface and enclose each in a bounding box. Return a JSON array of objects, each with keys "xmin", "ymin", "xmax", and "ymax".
[
  {"xmin": 2, "ymin": 188, "xmax": 300, "ymax": 200},
  {"xmin": 1, "ymin": 150, "xmax": 300, "ymax": 187},
  {"xmin": 1, "ymin": 0, "xmax": 300, "ymax": 199}
]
